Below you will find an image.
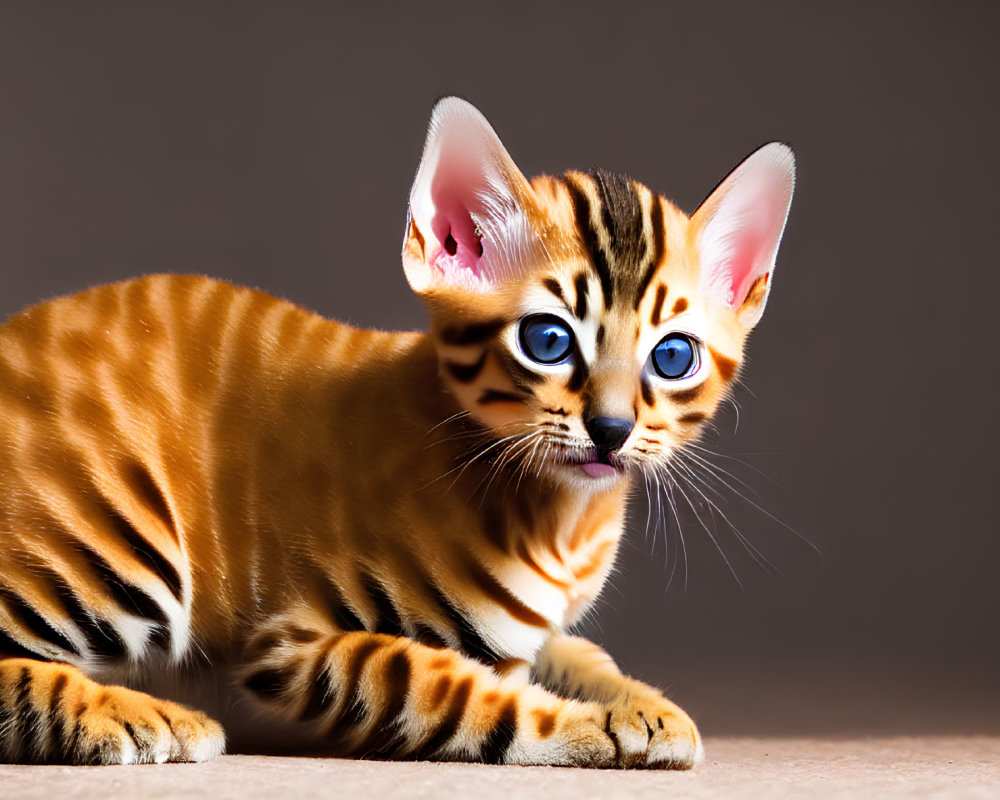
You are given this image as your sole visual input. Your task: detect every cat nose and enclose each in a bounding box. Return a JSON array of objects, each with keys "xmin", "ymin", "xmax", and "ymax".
[{"xmin": 584, "ymin": 416, "xmax": 634, "ymax": 455}]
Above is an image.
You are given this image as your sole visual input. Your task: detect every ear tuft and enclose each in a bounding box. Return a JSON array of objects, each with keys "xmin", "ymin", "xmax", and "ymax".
[
  {"xmin": 402, "ymin": 98, "xmax": 541, "ymax": 295},
  {"xmin": 692, "ymin": 142, "xmax": 796, "ymax": 328}
]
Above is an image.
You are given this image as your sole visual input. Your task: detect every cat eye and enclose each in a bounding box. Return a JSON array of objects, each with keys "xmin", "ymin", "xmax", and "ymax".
[
  {"xmin": 518, "ymin": 315, "xmax": 574, "ymax": 365},
  {"xmin": 651, "ymin": 333, "xmax": 699, "ymax": 380}
]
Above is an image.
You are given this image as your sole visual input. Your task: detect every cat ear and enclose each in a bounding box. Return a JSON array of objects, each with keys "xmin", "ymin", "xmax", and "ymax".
[
  {"xmin": 402, "ymin": 97, "xmax": 541, "ymax": 294},
  {"xmin": 691, "ymin": 142, "xmax": 796, "ymax": 328}
]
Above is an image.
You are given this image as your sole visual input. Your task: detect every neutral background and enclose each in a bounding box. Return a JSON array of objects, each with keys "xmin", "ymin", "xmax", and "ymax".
[{"xmin": 0, "ymin": 1, "xmax": 996, "ymax": 738}]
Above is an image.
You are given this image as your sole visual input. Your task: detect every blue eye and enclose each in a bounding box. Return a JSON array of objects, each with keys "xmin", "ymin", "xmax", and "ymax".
[
  {"xmin": 519, "ymin": 315, "xmax": 574, "ymax": 365},
  {"xmin": 651, "ymin": 334, "xmax": 697, "ymax": 379}
]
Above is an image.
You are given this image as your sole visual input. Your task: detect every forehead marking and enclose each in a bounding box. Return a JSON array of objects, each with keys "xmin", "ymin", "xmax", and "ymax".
[
  {"xmin": 672, "ymin": 297, "xmax": 688, "ymax": 315},
  {"xmin": 590, "ymin": 170, "xmax": 646, "ymax": 270},
  {"xmin": 650, "ymin": 284, "xmax": 668, "ymax": 327},
  {"xmin": 564, "ymin": 176, "xmax": 614, "ymax": 309},
  {"xmin": 572, "ymin": 272, "xmax": 588, "ymax": 320},
  {"xmin": 634, "ymin": 194, "xmax": 666, "ymax": 310},
  {"xmin": 542, "ymin": 277, "xmax": 565, "ymax": 304}
]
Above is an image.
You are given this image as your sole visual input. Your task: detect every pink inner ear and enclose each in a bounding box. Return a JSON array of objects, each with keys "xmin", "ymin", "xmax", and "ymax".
[
  {"xmin": 430, "ymin": 190, "xmax": 486, "ymax": 281},
  {"xmin": 726, "ymin": 228, "xmax": 764, "ymax": 307}
]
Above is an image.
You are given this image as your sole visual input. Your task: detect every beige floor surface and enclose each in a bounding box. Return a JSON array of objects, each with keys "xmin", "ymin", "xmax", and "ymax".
[{"xmin": 1, "ymin": 737, "xmax": 998, "ymax": 800}]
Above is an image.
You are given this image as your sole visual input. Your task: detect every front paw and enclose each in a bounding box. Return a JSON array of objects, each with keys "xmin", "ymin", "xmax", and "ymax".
[{"xmin": 603, "ymin": 685, "xmax": 703, "ymax": 769}]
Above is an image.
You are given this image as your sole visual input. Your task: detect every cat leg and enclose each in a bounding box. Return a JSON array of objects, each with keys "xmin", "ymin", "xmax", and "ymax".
[
  {"xmin": 240, "ymin": 610, "xmax": 621, "ymax": 767},
  {"xmin": 0, "ymin": 657, "xmax": 224, "ymax": 764},
  {"xmin": 533, "ymin": 634, "xmax": 703, "ymax": 769}
]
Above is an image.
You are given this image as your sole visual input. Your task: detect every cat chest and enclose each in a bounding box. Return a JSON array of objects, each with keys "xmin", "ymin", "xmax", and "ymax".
[{"xmin": 470, "ymin": 525, "xmax": 622, "ymax": 657}]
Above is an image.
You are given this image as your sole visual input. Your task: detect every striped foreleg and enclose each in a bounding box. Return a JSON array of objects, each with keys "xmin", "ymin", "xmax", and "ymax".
[
  {"xmin": 0, "ymin": 657, "xmax": 224, "ymax": 764},
  {"xmin": 240, "ymin": 610, "xmax": 620, "ymax": 766},
  {"xmin": 534, "ymin": 634, "xmax": 704, "ymax": 768}
]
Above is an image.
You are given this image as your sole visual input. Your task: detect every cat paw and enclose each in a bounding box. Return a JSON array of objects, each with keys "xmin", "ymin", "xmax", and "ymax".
[
  {"xmin": 0, "ymin": 660, "xmax": 225, "ymax": 764},
  {"xmin": 603, "ymin": 686, "xmax": 703, "ymax": 769},
  {"xmin": 69, "ymin": 687, "xmax": 226, "ymax": 765}
]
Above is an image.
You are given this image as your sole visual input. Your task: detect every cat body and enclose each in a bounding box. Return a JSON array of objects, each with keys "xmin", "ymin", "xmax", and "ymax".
[{"xmin": 0, "ymin": 99, "xmax": 794, "ymax": 767}]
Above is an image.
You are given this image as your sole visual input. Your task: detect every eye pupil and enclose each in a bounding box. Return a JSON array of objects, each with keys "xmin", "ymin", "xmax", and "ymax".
[
  {"xmin": 519, "ymin": 316, "xmax": 574, "ymax": 365},
  {"xmin": 652, "ymin": 334, "xmax": 696, "ymax": 379}
]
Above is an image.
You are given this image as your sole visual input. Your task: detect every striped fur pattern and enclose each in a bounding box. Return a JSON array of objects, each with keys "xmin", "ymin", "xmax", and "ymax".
[{"xmin": 0, "ymin": 98, "xmax": 794, "ymax": 766}]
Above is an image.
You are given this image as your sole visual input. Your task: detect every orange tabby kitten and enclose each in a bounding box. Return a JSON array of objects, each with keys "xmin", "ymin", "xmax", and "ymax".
[{"xmin": 0, "ymin": 98, "xmax": 794, "ymax": 767}]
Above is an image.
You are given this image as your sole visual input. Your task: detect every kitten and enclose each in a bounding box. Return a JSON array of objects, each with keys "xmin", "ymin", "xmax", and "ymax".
[{"xmin": 0, "ymin": 97, "xmax": 794, "ymax": 767}]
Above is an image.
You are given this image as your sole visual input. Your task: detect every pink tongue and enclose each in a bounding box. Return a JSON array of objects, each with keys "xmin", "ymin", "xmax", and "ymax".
[{"xmin": 581, "ymin": 462, "xmax": 617, "ymax": 478}]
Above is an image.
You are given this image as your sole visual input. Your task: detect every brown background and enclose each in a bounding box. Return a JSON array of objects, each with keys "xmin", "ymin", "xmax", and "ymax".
[{"xmin": 0, "ymin": 1, "xmax": 997, "ymax": 736}]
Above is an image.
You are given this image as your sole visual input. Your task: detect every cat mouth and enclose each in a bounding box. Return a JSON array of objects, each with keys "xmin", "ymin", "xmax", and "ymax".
[{"xmin": 553, "ymin": 448, "xmax": 626, "ymax": 479}]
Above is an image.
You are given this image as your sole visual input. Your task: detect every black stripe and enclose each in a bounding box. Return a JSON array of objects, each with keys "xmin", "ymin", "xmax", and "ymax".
[
  {"xmin": 605, "ymin": 710, "xmax": 623, "ymax": 766},
  {"xmin": 635, "ymin": 261, "xmax": 658, "ymax": 312},
  {"xmin": 78, "ymin": 541, "xmax": 169, "ymax": 627},
  {"xmin": 439, "ymin": 318, "xmax": 506, "ymax": 346},
  {"xmin": 565, "ymin": 178, "xmax": 614, "ymax": 309},
  {"xmin": 572, "ymin": 272, "xmax": 589, "ymax": 320},
  {"xmin": 650, "ymin": 194, "xmax": 665, "ymax": 267},
  {"xmin": 567, "ymin": 355, "xmax": 589, "ymax": 393},
  {"xmin": 411, "ymin": 624, "xmax": 448, "ymax": 649},
  {"xmin": 477, "ymin": 388, "xmax": 529, "ymax": 405},
  {"xmin": 35, "ymin": 566, "xmax": 127, "ymax": 660},
  {"xmin": 497, "ymin": 350, "xmax": 545, "ymax": 389},
  {"xmin": 96, "ymin": 497, "xmax": 183, "ymax": 604},
  {"xmin": 444, "ymin": 351, "xmax": 488, "ymax": 384},
  {"xmin": 426, "ymin": 582, "xmax": 500, "ymax": 664},
  {"xmin": 635, "ymin": 195, "xmax": 665, "ymax": 309},
  {"xmin": 47, "ymin": 673, "xmax": 67, "ymax": 738},
  {"xmin": 319, "ymin": 579, "xmax": 366, "ymax": 632},
  {"xmin": 48, "ymin": 672, "xmax": 69, "ymax": 747},
  {"xmin": 590, "ymin": 170, "xmax": 647, "ymax": 269},
  {"xmin": 301, "ymin": 657, "xmax": 337, "ymax": 721},
  {"xmin": 15, "ymin": 665, "xmax": 44, "ymax": 762},
  {"xmin": 650, "ymin": 283, "xmax": 667, "ymax": 326},
  {"xmin": 542, "ymin": 277, "xmax": 565, "ymax": 304},
  {"xmin": 669, "ymin": 385, "xmax": 705, "ymax": 404},
  {"xmin": 327, "ymin": 638, "xmax": 382, "ymax": 742},
  {"xmin": 640, "ymin": 378, "xmax": 656, "ymax": 407},
  {"xmin": 156, "ymin": 709, "xmax": 176, "ymax": 736},
  {"xmin": 244, "ymin": 666, "xmax": 296, "ymax": 701},
  {"xmin": 350, "ymin": 649, "xmax": 411, "ymax": 757},
  {"xmin": 361, "ymin": 574, "xmax": 405, "ymax": 637},
  {"xmin": 480, "ymin": 697, "xmax": 518, "ymax": 764},
  {"xmin": 0, "ymin": 627, "xmax": 43, "ymax": 660},
  {"xmin": 0, "ymin": 585, "xmax": 79, "ymax": 656},
  {"xmin": 121, "ymin": 720, "xmax": 142, "ymax": 754},
  {"xmin": 412, "ymin": 676, "xmax": 473, "ymax": 761},
  {"xmin": 121, "ymin": 461, "xmax": 180, "ymax": 546}
]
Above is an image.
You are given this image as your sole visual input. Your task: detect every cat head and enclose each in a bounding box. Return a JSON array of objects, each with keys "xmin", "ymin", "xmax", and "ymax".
[{"xmin": 403, "ymin": 97, "xmax": 795, "ymax": 491}]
